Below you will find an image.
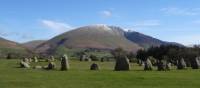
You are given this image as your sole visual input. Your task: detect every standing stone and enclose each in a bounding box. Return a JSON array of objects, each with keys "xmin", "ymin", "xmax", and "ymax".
[
  {"xmin": 33, "ymin": 56, "xmax": 38, "ymax": 62},
  {"xmin": 80, "ymin": 54, "xmax": 91, "ymax": 62},
  {"xmin": 177, "ymin": 58, "xmax": 187, "ymax": 69},
  {"xmin": 60, "ymin": 54, "xmax": 70, "ymax": 71},
  {"xmin": 33, "ymin": 65, "xmax": 42, "ymax": 69},
  {"xmin": 20, "ymin": 61, "xmax": 30, "ymax": 68},
  {"xmin": 100, "ymin": 57, "xmax": 104, "ymax": 62},
  {"xmin": 114, "ymin": 56, "xmax": 130, "ymax": 71},
  {"xmin": 46, "ymin": 62, "xmax": 56, "ymax": 70},
  {"xmin": 138, "ymin": 59, "xmax": 143, "ymax": 66},
  {"xmin": 166, "ymin": 62, "xmax": 172, "ymax": 71},
  {"xmin": 148, "ymin": 56, "xmax": 157, "ymax": 66},
  {"xmin": 46, "ymin": 59, "xmax": 51, "ymax": 62},
  {"xmin": 23, "ymin": 58, "xmax": 29, "ymax": 63},
  {"xmin": 80, "ymin": 54, "xmax": 86, "ymax": 61},
  {"xmin": 191, "ymin": 57, "xmax": 200, "ymax": 69},
  {"xmin": 157, "ymin": 60, "xmax": 167, "ymax": 71},
  {"xmin": 29, "ymin": 58, "xmax": 32, "ymax": 62},
  {"xmin": 144, "ymin": 58, "xmax": 153, "ymax": 71},
  {"xmin": 50, "ymin": 56, "xmax": 55, "ymax": 62},
  {"xmin": 85, "ymin": 57, "xmax": 91, "ymax": 62},
  {"xmin": 90, "ymin": 63, "xmax": 99, "ymax": 70}
]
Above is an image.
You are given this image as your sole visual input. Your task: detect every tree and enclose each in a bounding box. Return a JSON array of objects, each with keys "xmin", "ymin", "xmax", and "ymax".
[
  {"xmin": 127, "ymin": 52, "xmax": 136, "ymax": 63},
  {"xmin": 111, "ymin": 47, "xmax": 127, "ymax": 59},
  {"xmin": 6, "ymin": 53, "xmax": 12, "ymax": 59},
  {"xmin": 136, "ymin": 49, "xmax": 148, "ymax": 61},
  {"xmin": 90, "ymin": 54, "xmax": 98, "ymax": 61}
]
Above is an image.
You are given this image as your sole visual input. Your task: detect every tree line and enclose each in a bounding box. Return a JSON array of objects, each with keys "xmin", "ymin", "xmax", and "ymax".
[{"xmin": 136, "ymin": 45, "xmax": 200, "ymax": 68}]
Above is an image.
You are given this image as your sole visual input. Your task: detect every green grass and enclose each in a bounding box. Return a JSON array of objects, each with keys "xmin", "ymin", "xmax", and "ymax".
[{"xmin": 0, "ymin": 59, "xmax": 200, "ymax": 88}]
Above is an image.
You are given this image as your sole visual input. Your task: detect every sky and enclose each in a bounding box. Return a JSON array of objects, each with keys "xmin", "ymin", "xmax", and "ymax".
[{"xmin": 0, "ymin": 0, "xmax": 200, "ymax": 45}]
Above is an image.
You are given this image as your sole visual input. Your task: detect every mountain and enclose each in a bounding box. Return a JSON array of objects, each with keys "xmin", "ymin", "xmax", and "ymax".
[
  {"xmin": 35, "ymin": 24, "xmax": 142, "ymax": 54},
  {"xmin": 35, "ymin": 24, "xmax": 182, "ymax": 55},
  {"xmin": 0, "ymin": 37, "xmax": 30, "ymax": 58},
  {"xmin": 23, "ymin": 40, "xmax": 46, "ymax": 50}
]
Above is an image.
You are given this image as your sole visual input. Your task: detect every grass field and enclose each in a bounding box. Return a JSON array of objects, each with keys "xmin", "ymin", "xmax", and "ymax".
[{"xmin": 0, "ymin": 59, "xmax": 200, "ymax": 88}]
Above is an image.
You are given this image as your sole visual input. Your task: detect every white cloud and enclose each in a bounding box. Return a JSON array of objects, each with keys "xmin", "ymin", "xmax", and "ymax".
[
  {"xmin": 41, "ymin": 20, "xmax": 73, "ymax": 33},
  {"xmin": 100, "ymin": 10, "xmax": 112, "ymax": 18},
  {"xmin": 132, "ymin": 20, "xmax": 160, "ymax": 27},
  {"xmin": 161, "ymin": 7, "xmax": 200, "ymax": 16}
]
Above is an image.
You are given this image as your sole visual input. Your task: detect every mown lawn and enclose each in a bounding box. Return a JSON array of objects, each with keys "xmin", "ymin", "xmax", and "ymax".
[{"xmin": 0, "ymin": 59, "xmax": 200, "ymax": 88}]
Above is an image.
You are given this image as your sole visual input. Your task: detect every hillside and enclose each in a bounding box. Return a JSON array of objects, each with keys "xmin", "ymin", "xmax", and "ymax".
[
  {"xmin": 0, "ymin": 37, "xmax": 30, "ymax": 58},
  {"xmin": 0, "ymin": 37, "xmax": 24, "ymax": 49}
]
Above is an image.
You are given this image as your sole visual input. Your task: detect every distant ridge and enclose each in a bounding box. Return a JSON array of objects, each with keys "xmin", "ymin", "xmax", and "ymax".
[
  {"xmin": 0, "ymin": 37, "xmax": 30, "ymax": 58},
  {"xmin": 23, "ymin": 40, "xmax": 46, "ymax": 50}
]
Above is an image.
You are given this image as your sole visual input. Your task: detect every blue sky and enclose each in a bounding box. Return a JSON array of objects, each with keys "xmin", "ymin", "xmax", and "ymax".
[{"xmin": 0, "ymin": 0, "xmax": 200, "ymax": 45}]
